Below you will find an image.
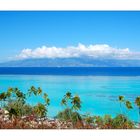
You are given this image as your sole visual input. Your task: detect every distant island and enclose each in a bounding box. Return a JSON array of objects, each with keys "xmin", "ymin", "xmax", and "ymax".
[{"xmin": 0, "ymin": 58, "xmax": 140, "ymax": 67}]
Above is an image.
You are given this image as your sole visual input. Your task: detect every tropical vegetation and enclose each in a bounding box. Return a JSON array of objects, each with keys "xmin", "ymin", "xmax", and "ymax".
[{"xmin": 0, "ymin": 87, "xmax": 139, "ymax": 129}]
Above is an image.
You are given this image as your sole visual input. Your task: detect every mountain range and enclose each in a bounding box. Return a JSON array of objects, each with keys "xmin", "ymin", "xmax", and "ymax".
[{"xmin": 0, "ymin": 58, "xmax": 140, "ymax": 67}]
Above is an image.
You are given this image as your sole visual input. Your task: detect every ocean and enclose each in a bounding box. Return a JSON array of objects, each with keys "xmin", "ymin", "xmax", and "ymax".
[
  {"xmin": 0, "ymin": 67, "xmax": 140, "ymax": 76},
  {"xmin": 0, "ymin": 67, "xmax": 140, "ymax": 121}
]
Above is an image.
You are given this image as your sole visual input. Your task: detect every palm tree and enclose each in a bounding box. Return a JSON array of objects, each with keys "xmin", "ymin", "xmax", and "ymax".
[
  {"xmin": 61, "ymin": 92, "xmax": 80, "ymax": 127},
  {"xmin": 28, "ymin": 86, "xmax": 37, "ymax": 96},
  {"xmin": 0, "ymin": 92, "xmax": 8, "ymax": 108},
  {"xmin": 34, "ymin": 103, "xmax": 47, "ymax": 118},
  {"xmin": 71, "ymin": 95, "xmax": 82, "ymax": 127},
  {"xmin": 61, "ymin": 92, "xmax": 72, "ymax": 122},
  {"xmin": 135, "ymin": 96, "xmax": 140, "ymax": 123},
  {"xmin": 62, "ymin": 92, "xmax": 72, "ymax": 117},
  {"xmin": 61, "ymin": 98, "xmax": 67, "ymax": 106},
  {"xmin": 118, "ymin": 96, "xmax": 124, "ymax": 114},
  {"xmin": 125, "ymin": 100, "xmax": 133, "ymax": 119},
  {"xmin": 37, "ymin": 87, "xmax": 42, "ymax": 95},
  {"xmin": 64, "ymin": 92, "xmax": 72, "ymax": 101},
  {"xmin": 7, "ymin": 87, "xmax": 13, "ymax": 93},
  {"xmin": 43, "ymin": 93, "xmax": 50, "ymax": 106},
  {"xmin": 71, "ymin": 95, "xmax": 81, "ymax": 111},
  {"xmin": 125, "ymin": 100, "xmax": 133, "ymax": 110}
]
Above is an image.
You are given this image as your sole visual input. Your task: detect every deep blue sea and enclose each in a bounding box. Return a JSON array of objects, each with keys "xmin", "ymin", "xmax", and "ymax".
[
  {"xmin": 0, "ymin": 67, "xmax": 140, "ymax": 76},
  {"xmin": 0, "ymin": 67, "xmax": 140, "ymax": 122}
]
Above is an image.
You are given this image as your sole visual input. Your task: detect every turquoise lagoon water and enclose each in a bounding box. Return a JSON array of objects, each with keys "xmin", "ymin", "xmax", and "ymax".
[{"xmin": 0, "ymin": 75, "xmax": 140, "ymax": 122}]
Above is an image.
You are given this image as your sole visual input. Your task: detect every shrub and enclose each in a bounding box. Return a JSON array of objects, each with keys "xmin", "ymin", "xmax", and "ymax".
[
  {"xmin": 91, "ymin": 114, "xmax": 134, "ymax": 129},
  {"xmin": 1, "ymin": 86, "xmax": 50, "ymax": 120},
  {"xmin": 56, "ymin": 109, "xmax": 82, "ymax": 121},
  {"xmin": 83, "ymin": 115, "xmax": 94, "ymax": 125},
  {"xmin": 112, "ymin": 114, "xmax": 134, "ymax": 129},
  {"xmin": 56, "ymin": 108, "xmax": 72, "ymax": 121},
  {"xmin": 56, "ymin": 108, "xmax": 82, "ymax": 127},
  {"xmin": 4, "ymin": 99, "xmax": 34, "ymax": 118},
  {"xmin": 33, "ymin": 103, "xmax": 47, "ymax": 118}
]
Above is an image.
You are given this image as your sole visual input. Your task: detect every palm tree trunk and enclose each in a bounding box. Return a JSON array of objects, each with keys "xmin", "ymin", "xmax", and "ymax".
[
  {"xmin": 66, "ymin": 104, "xmax": 73, "ymax": 128},
  {"xmin": 139, "ymin": 107, "xmax": 140, "ymax": 125},
  {"xmin": 120, "ymin": 103, "xmax": 122, "ymax": 114},
  {"xmin": 68, "ymin": 108, "xmax": 74, "ymax": 128}
]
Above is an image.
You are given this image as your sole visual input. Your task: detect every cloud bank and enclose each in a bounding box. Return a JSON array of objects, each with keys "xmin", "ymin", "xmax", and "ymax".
[{"xmin": 16, "ymin": 43, "xmax": 140, "ymax": 60}]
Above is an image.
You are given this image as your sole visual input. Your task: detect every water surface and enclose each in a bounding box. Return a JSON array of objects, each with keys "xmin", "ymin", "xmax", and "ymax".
[{"xmin": 0, "ymin": 75, "xmax": 139, "ymax": 122}]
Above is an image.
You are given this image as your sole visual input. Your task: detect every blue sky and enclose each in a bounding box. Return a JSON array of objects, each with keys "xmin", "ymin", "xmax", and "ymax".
[{"xmin": 0, "ymin": 11, "xmax": 140, "ymax": 62}]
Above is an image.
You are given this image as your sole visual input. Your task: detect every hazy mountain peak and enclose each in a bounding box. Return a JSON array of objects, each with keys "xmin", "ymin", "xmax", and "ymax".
[{"xmin": 0, "ymin": 57, "xmax": 140, "ymax": 67}]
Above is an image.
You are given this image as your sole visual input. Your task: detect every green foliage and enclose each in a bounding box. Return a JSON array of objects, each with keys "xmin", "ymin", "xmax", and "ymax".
[
  {"xmin": 135, "ymin": 96, "xmax": 140, "ymax": 107},
  {"xmin": 56, "ymin": 108, "xmax": 72, "ymax": 121},
  {"xmin": 33, "ymin": 103, "xmax": 47, "ymax": 118},
  {"xmin": 23, "ymin": 104, "xmax": 34, "ymax": 116},
  {"xmin": 28, "ymin": 86, "xmax": 43, "ymax": 96},
  {"xmin": 28, "ymin": 86, "xmax": 37, "ymax": 96},
  {"xmin": 135, "ymin": 96, "xmax": 140, "ymax": 123},
  {"xmin": 119, "ymin": 96, "xmax": 124, "ymax": 102},
  {"xmin": 93, "ymin": 116, "xmax": 104, "ymax": 128},
  {"xmin": 71, "ymin": 112, "xmax": 82, "ymax": 124},
  {"xmin": 118, "ymin": 96, "xmax": 133, "ymax": 116},
  {"xmin": 56, "ymin": 108, "xmax": 82, "ymax": 124},
  {"xmin": 71, "ymin": 95, "xmax": 81, "ymax": 111},
  {"xmin": 61, "ymin": 99, "xmax": 67, "ymax": 106},
  {"xmin": 60, "ymin": 92, "xmax": 82, "ymax": 126},
  {"xmin": 0, "ymin": 92, "xmax": 7, "ymax": 101},
  {"xmin": 61, "ymin": 92, "xmax": 72, "ymax": 107},
  {"xmin": 91, "ymin": 114, "xmax": 134, "ymax": 129},
  {"xmin": 0, "ymin": 86, "xmax": 50, "ymax": 119},
  {"xmin": 43, "ymin": 93, "xmax": 50, "ymax": 106},
  {"xmin": 125, "ymin": 100, "xmax": 133, "ymax": 110},
  {"xmin": 118, "ymin": 95, "xmax": 125, "ymax": 114},
  {"xmin": 61, "ymin": 92, "xmax": 82, "ymax": 111},
  {"xmin": 0, "ymin": 87, "xmax": 140, "ymax": 129},
  {"xmin": 64, "ymin": 92, "xmax": 72, "ymax": 100},
  {"xmin": 4, "ymin": 100, "xmax": 33, "ymax": 118},
  {"xmin": 37, "ymin": 87, "xmax": 42, "ymax": 95},
  {"xmin": 83, "ymin": 113, "xmax": 94, "ymax": 125},
  {"xmin": 103, "ymin": 115, "xmax": 113, "ymax": 126},
  {"xmin": 4, "ymin": 99, "xmax": 34, "ymax": 118},
  {"xmin": 112, "ymin": 114, "xmax": 134, "ymax": 129}
]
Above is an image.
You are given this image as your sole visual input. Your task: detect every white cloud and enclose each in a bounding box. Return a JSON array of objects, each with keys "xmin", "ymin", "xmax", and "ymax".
[{"xmin": 15, "ymin": 43, "xmax": 140, "ymax": 60}]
